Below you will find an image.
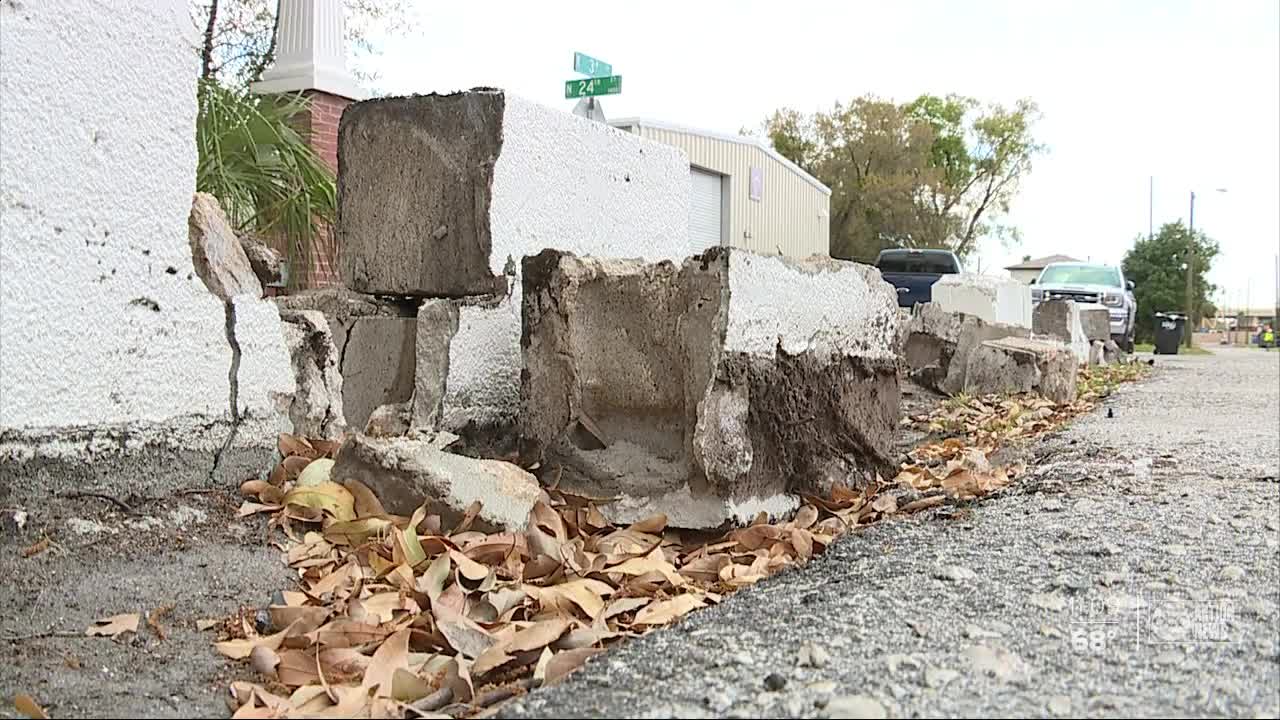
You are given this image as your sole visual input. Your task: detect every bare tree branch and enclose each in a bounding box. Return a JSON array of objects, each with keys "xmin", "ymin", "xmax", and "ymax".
[{"xmin": 200, "ymin": 0, "xmax": 220, "ymax": 81}]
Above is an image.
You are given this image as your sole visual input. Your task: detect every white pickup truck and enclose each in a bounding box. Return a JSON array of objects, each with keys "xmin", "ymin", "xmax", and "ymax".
[{"xmin": 1031, "ymin": 262, "xmax": 1137, "ymax": 352}]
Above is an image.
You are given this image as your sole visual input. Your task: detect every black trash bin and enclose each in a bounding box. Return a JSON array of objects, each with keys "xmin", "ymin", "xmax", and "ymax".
[{"xmin": 1153, "ymin": 312, "xmax": 1187, "ymax": 354}]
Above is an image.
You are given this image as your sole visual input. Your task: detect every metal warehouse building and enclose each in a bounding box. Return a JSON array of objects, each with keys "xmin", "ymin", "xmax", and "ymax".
[{"xmin": 611, "ymin": 119, "xmax": 831, "ymax": 259}]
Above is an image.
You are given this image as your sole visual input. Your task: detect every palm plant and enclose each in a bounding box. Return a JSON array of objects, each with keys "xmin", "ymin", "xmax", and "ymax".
[{"xmin": 195, "ymin": 80, "xmax": 336, "ymax": 287}]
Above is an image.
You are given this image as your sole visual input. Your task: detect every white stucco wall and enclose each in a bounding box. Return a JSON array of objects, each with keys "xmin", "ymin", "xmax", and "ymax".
[
  {"xmin": 0, "ymin": 1, "xmax": 291, "ymax": 443},
  {"xmin": 932, "ymin": 273, "xmax": 1034, "ymax": 328},
  {"xmin": 723, "ymin": 252, "xmax": 899, "ymax": 361},
  {"xmin": 444, "ymin": 95, "xmax": 692, "ymax": 429}
]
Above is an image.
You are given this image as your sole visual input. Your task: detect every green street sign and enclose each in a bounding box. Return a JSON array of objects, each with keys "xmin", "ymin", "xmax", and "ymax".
[
  {"xmin": 564, "ymin": 75, "xmax": 621, "ymax": 99},
  {"xmin": 573, "ymin": 51, "xmax": 612, "ymax": 77}
]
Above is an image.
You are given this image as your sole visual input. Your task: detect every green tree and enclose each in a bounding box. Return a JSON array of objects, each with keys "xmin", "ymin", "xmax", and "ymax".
[
  {"xmin": 761, "ymin": 94, "xmax": 1044, "ymax": 262},
  {"xmin": 1121, "ymin": 221, "xmax": 1219, "ymax": 342}
]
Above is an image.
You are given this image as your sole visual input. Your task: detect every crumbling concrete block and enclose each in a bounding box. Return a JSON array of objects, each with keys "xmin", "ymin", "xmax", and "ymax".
[
  {"xmin": 188, "ymin": 193, "xmax": 262, "ymax": 300},
  {"xmin": 279, "ymin": 310, "xmax": 346, "ymax": 439},
  {"xmin": 964, "ymin": 337, "xmax": 1077, "ymax": 405},
  {"xmin": 902, "ymin": 303, "xmax": 1029, "ymax": 394},
  {"xmin": 1079, "ymin": 307, "xmax": 1111, "ymax": 343},
  {"xmin": 332, "ymin": 434, "xmax": 544, "ymax": 532},
  {"xmin": 520, "ymin": 248, "xmax": 901, "ymax": 528},
  {"xmin": 411, "ymin": 300, "xmax": 459, "ymax": 431},
  {"xmin": 273, "ymin": 290, "xmax": 417, "ymax": 431},
  {"xmin": 932, "ymin": 273, "xmax": 1032, "ymax": 328},
  {"xmin": 365, "ymin": 401, "xmax": 412, "ymax": 438},
  {"xmin": 1089, "ymin": 340, "xmax": 1106, "ymax": 366},
  {"xmin": 238, "ymin": 232, "xmax": 284, "ymax": 287},
  {"xmin": 1103, "ymin": 339, "xmax": 1122, "ymax": 365},
  {"xmin": 1033, "ymin": 299, "xmax": 1090, "ymax": 365},
  {"xmin": 338, "ymin": 90, "xmax": 691, "ymax": 297},
  {"xmin": 341, "ymin": 318, "xmax": 416, "ymax": 433},
  {"xmin": 273, "ymin": 288, "xmax": 411, "ymax": 353}
]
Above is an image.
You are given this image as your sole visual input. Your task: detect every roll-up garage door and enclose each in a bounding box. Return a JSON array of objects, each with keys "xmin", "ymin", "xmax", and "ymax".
[{"xmin": 689, "ymin": 167, "xmax": 723, "ymax": 251}]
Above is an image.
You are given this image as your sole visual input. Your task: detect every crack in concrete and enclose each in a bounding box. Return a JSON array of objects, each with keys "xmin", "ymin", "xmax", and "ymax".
[{"xmin": 209, "ymin": 300, "xmax": 242, "ymax": 481}]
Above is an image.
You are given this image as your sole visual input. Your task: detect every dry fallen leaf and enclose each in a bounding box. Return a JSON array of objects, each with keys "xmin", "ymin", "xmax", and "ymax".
[
  {"xmin": 433, "ymin": 604, "xmax": 494, "ymax": 660},
  {"xmin": 871, "ymin": 493, "xmax": 898, "ymax": 515},
  {"xmin": 249, "ymin": 645, "xmax": 280, "ymax": 676},
  {"xmin": 525, "ymin": 579, "xmax": 614, "ymax": 620},
  {"xmin": 343, "ymin": 479, "xmax": 387, "ymax": 518},
  {"xmin": 278, "ymin": 433, "xmax": 315, "ymax": 459},
  {"xmin": 147, "ymin": 604, "xmax": 174, "ymax": 641},
  {"xmin": 86, "ymin": 613, "xmax": 140, "ymax": 639},
  {"xmin": 607, "ymin": 547, "xmax": 685, "ymax": 587},
  {"xmin": 360, "ymin": 628, "xmax": 411, "ymax": 698},
  {"xmin": 543, "ymin": 647, "xmax": 605, "ymax": 686},
  {"xmin": 14, "ymin": 694, "xmax": 49, "ymax": 719},
  {"xmin": 283, "ymin": 481, "xmax": 355, "ymax": 522},
  {"xmin": 632, "ymin": 594, "xmax": 706, "ymax": 626},
  {"xmin": 20, "ymin": 536, "xmax": 50, "ymax": 559},
  {"xmin": 214, "ymin": 621, "xmax": 298, "ymax": 660},
  {"xmin": 508, "ymin": 617, "xmax": 571, "ymax": 653}
]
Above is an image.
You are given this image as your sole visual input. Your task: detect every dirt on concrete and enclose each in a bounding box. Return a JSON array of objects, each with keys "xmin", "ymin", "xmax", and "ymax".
[{"xmin": 0, "ymin": 490, "xmax": 290, "ymax": 718}]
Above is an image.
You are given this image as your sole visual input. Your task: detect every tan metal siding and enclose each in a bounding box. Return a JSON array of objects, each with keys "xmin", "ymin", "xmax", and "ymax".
[{"xmin": 633, "ymin": 126, "xmax": 829, "ymax": 258}]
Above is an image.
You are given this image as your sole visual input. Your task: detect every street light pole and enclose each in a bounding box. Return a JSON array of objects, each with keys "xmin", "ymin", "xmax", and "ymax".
[
  {"xmin": 1183, "ymin": 188, "xmax": 1228, "ymax": 348},
  {"xmin": 1185, "ymin": 191, "xmax": 1196, "ymax": 347}
]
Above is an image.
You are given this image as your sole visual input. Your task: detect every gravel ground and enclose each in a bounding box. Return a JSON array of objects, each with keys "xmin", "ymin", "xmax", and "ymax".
[
  {"xmin": 0, "ymin": 492, "xmax": 290, "ymax": 718},
  {"xmin": 501, "ymin": 347, "xmax": 1280, "ymax": 719}
]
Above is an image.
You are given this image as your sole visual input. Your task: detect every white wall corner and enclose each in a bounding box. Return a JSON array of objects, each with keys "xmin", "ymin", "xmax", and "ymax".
[{"xmin": 250, "ymin": 0, "xmax": 367, "ymax": 100}]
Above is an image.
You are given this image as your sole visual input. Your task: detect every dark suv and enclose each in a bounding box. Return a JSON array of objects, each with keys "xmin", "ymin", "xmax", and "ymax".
[{"xmin": 875, "ymin": 249, "xmax": 963, "ymax": 308}]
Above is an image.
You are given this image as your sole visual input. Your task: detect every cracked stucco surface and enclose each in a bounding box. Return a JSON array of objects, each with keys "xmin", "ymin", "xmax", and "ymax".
[{"xmin": 0, "ymin": 0, "xmax": 292, "ymax": 484}]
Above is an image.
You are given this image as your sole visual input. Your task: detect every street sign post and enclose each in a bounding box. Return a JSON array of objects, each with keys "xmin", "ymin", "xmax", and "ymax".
[
  {"xmin": 568, "ymin": 52, "xmax": 617, "ymax": 124},
  {"xmin": 573, "ymin": 52, "xmax": 612, "ymax": 78},
  {"xmin": 564, "ymin": 75, "xmax": 622, "ymax": 99}
]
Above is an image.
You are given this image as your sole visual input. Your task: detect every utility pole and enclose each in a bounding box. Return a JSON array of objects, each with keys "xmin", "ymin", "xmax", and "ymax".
[
  {"xmin": 1152, "ymin": 176, "xmax": 1162, "ymax": 239},
  {"xmin": 1274, "ymin": 252, "xmax": 1279, "ymax": 331},
  {"xmin": 1185, "ymin": 191, "xmax": 1196, "ymax": 348}
]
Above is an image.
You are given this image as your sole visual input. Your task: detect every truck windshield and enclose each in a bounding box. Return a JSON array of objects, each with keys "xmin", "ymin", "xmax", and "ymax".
[
  {"xmin": 1038, "ymin": 265, "xmax": 1121, "ymax": 287},
  {"xmin": 878, "ymin": 255, "xmax": 957, "ymax": 274}
]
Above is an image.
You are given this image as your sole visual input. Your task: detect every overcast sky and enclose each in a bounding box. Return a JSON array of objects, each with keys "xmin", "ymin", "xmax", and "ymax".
[{"xmin": 366, "ymin": 0, "xmax": 1280, "ymax": 311}]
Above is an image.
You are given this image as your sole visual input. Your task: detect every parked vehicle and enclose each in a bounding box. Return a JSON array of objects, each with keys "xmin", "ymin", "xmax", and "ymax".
[
  {"xmin": 1031, "ymin": 262, "xmax": 1137, "ymax": 352},
  {"xmin": 875, "ymin": 248, "xmax": 963, "ymax": 308}
]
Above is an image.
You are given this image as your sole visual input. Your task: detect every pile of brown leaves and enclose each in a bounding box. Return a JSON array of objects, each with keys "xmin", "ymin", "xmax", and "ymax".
[
  {"xmin": 904, "ymin": 393, "xmax": 1075, "ymax": 446},
  {"xmin": 220, "ymin": 431, "xmax": 1022, "ymax": 718},
  {"xmin": 904, "ymin": 363, "xmax": 1148, "ymax": 448},
  {"xmin": 218, "ymin": 365, "xmax": 1149, "ymax": 718}
]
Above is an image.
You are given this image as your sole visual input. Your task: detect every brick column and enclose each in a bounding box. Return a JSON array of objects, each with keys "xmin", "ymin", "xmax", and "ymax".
[{"xmin": 251, "ymin": 0, "xmax": 365, "ymax": 291}]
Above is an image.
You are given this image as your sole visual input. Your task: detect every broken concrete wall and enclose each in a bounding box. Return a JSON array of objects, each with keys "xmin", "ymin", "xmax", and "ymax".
[
  {"xmin": 273, "ymin": 289, "xmax": 419, "ymax": 431},
  {"xmin": 280, "ymin": 311, "xmax": 347, "ymax": 439},
  {"xmin": 338, "ymin": 90, "xmax": 693, "ymax": 434},
  {"xmin": 1079, "ymin": 307, "xmax": 1111, "ymax": 343},
  {"xmin": 521, "ymin": 248, "xmax": 901, "ymax": 528},
  {"xmin": 902, "ymin": 303, "xmax": 1030, "ymax": 395},
  {"xmin": 0, "ymin": 0, "xmax": 295, "ymax": 505},
  {"xmin": 189, "ymin": 192, "xmax": 263, "ymax": 300},
  {"xmin": 932, "ymin": 274, "xmax": 1033, "ymax": 328},
  {"xmin": 1033, "ymin": 299, "xmax": 1090, "ymax": 365},
  {"xmin": 964, "ymin": 337, "xmax": 1077, "ymax": 405},
  {"xmin": 342, "ymin": 318, "xmax": 417, "ymax": 431},
  {"xmin": 411, "ymin": 300, "xmax": 459, "ymax": 431},
  {"xmin": 332, "ymin": 434, "xmax": 545, "ymax": 532}
]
